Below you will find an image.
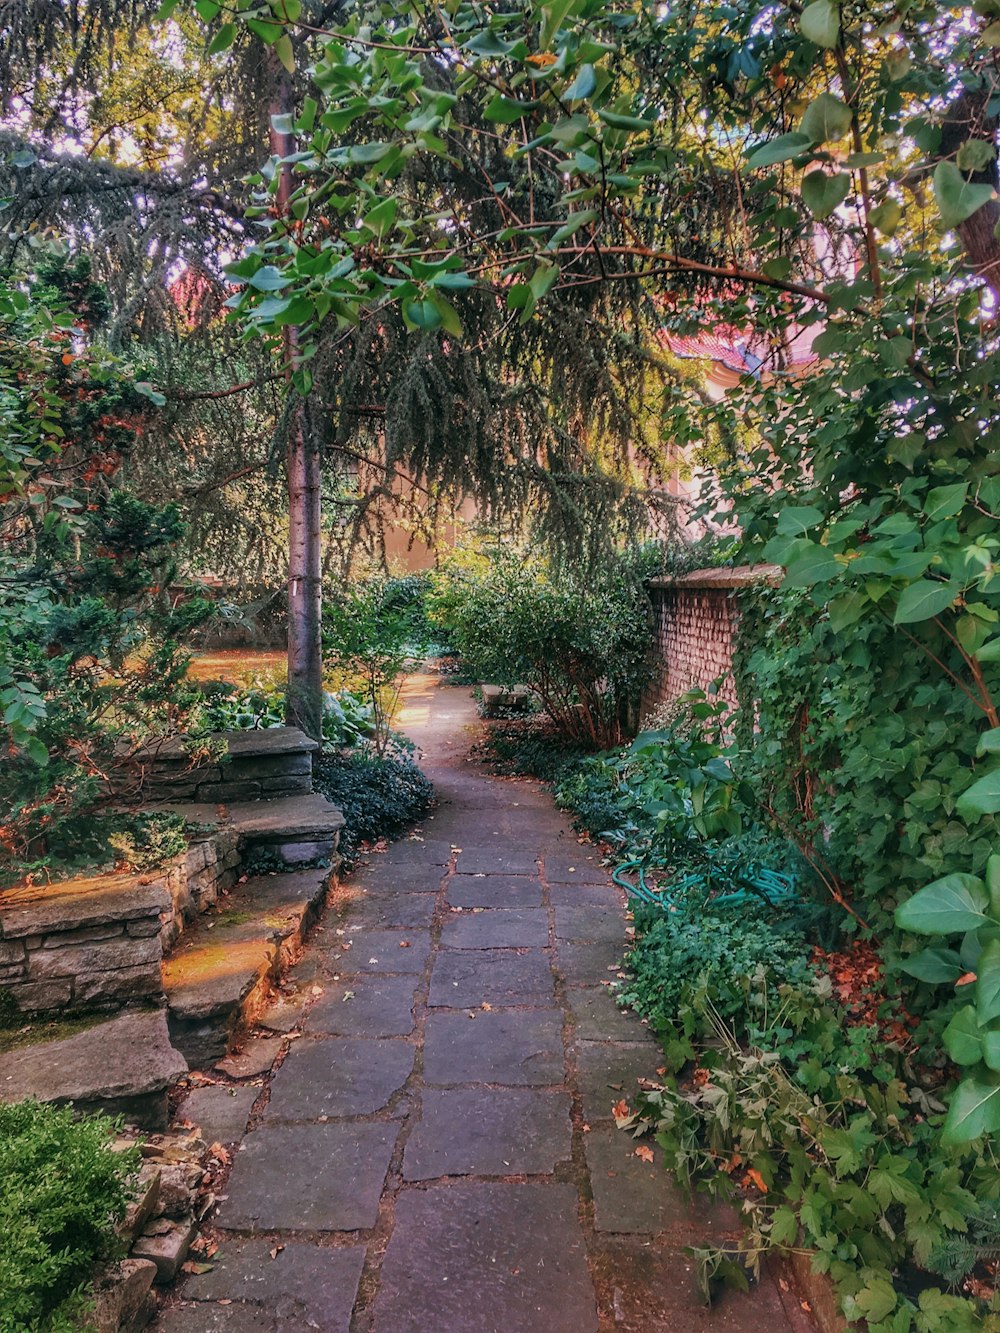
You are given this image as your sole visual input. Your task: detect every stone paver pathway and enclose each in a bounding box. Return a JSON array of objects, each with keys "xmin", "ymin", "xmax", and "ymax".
[{"xmin": 160, "ymin": 675, "xmax": 814, "ymax": 1332}]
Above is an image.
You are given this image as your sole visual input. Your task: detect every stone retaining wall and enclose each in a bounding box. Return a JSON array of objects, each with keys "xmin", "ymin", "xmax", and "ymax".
[
  {"xmin": 135, "ymin": 727, "xmax": 318, "ymax": 804},
  {"xmin": 643, "ymin": 565, "xmax": 780, "ymax": 719},
  {"xmin": 0, "ymin": 825, "xmax": 241, "ymax": 1018}
]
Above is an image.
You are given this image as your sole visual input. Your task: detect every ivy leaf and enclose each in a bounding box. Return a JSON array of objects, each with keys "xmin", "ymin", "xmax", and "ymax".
[
  {"xmin": 248, "ymin": 266, "xmax": 290, "ymax": 292},
  {"xmin": 801, "ymin": 170, "xmax": 851, "ymax": 220},
  {"xmin": 941, "ymin": 1070, "xmax": 1000, "ymax": 1146},
  {"xmin": 893, "ymin": 578, "xmax": 961, "ymax": 624},
  {"xmin": 799, "ymin": 93, "xmax": 853, "ymax": 145},
  {"xmin": 895, "ymin": 874, "xmax": 990, "ymax": 936},
  {"xmin": 956, "ymin": 765, "xmax": 1000, "ymax": 820},
  {"xmin": 800, "ymin": 0, "xmax": 840, "ymax": 48},
  {"xmin": 933, "ymin": 161, "xmax": 996, "ymax": 230}
]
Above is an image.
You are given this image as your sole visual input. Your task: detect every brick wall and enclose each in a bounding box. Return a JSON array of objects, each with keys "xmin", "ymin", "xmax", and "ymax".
[{"xmin": 643, "ymin": 566, "xmax": 780, "ymax": 719}]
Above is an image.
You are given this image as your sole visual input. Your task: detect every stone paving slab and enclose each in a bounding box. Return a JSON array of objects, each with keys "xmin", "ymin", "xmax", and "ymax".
[
  {"xmin": 403, "ymin": 1087, "xmax": 572, "ymax": 1180},
  {"xmin": 567, "ymin": 986, "xmax": 651, "ymax": 1042},
  {"xmin": 181, "ymin": 1084, "xmax": 258, "ymax": 1144},
  {"xmin": 554, "ymin": 936, "xmax": 628, "ymax": 983},
  {"xmin": 377, "ymin": 837, "xmax": 454, "ymax": 867},
  {"xmin": 305, "ymin": 975, "xmax": 419, "ymax": 1038},
  {"xmin": 554, "ymin": 904, "xmax": 629, "ymax": 944},
  {"xmin": 441, "ymin": 908, "xmax": 548, "ymax": 949},
  {"xmin": 265, "ymin": 1037, "xmax": 414, "ymax": 1119},
  {"xmin": 424, "ymin": 1009, "xmax": 564, "ymax": 1086},
  {"xmin": 373, "ymin": 1182, "xmax": 598, "ymax": 1333},
  {"xmin": 215, "ymin": 1036, "xmax": 285, "ymax": 1080},
  {"xmin": 348, "ymin": 864, "xmax": 444, "ymax": 894},
  {"xmin": 575, "ymin": 1040, "xmax": 664, "ymax": 1123},
  {"xmin": 549, "ymin": 883, "xmax": 622, "ymax": 907},
  {"xmin": 219, "ymin": 1122, "xmax": 397, "ymax": 1231},
  {"xmin": 323, "ymin": 929, "xmax": 432, "ymax": 975},
  {"xmin": 181, "ymin": 1239, "xmax": 364, "ymax": 1332},
  {"xmin": 339, "ymin": 892, "xmax": 436, "ymax": 929},
  {"xmin": 543, "ymin": 851, "xmax": 609, "ymax": 883},
  {"xmin": 585, "ymin": 1126, "xmax": 740, "ymax": 1236},
  {"xmin": 454, "ymin": 847, "xmax": 540, "ymax": 876},
  {"xmin": 157, "ymin": 1304, "xmax": 273, "ymax": 1331},
  {"xmin": 428, "ymin": 949, "xmax": 555, "ymax": 1008},
  {"xmin": 589, "ymin": 1240, "xmax": 806, "ymax": 1332},
  {"xmin": 446, "ymin": 874, "xmax": 543, "ymax": 909}
]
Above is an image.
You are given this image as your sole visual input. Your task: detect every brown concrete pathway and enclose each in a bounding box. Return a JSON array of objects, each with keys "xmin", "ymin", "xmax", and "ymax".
[{"xmin": 158, "ymin": 675, "xmax": 813, "ymax": 1332}]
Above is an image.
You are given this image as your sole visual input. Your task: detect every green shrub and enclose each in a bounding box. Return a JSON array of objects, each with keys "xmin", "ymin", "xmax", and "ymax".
[
  {"xmin": 429, "ymin": 543, "xmax": 665, "ymax": 748},
  {"xmin": 104, "ymin": 810, "xmax": 187, "ymax": 872},
  {"xmin": 0, "ymin": 1101, "xmax": 139, "ymax": 1331},
  {"xmin": 313, "ymin": 749, "xmax": 433, "ymax": 867}
]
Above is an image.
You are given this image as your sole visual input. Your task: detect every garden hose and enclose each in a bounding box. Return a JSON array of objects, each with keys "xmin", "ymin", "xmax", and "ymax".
[{"xmin": 612, "ymin": 857, "xmax": 798, "ymax": 915}]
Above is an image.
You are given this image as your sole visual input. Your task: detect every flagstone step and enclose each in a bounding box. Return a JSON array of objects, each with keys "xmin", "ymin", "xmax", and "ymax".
[
  {"xmin": 0, "ymin": 1009, "xmax": 187, "ymax": 1130},
  {"xmin": 163, "ymin": 866, "xmax": 332, "ymax": 1068}
]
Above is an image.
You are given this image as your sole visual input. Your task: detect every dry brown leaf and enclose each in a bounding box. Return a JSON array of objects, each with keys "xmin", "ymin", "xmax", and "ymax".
[{"xmin": 633, "ymin": 1145, "xmax": 654, "ymax": 1164}]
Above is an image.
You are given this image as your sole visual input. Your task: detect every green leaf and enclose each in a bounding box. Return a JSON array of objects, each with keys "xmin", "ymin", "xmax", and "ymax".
[
  {"xmin": 11, "ymin": 149, "xmax": 36, "ymax": 169},
  {"xmin": 933, "ymin": 161, "xmax": 996, "ymax": 229},
  {"xmin": 869, "ymin": 198, "xmax": 902, "ymax": 236},
  {"xmin": 901, "ymin": 946, "xmax": 962, "ymax": 984},
  {"xmin": 957, "ymin": 139, "xmax": 996, "ymax": 172},
  {"xmin": 801, "ymin": 170, "xmax": 851, "ymax": 220},
  {"xmin": 941, "ymin": 1070, "xmax": 1000, "ymax": 1146},
  {"xmin": 193, "ymin": 0, "xmax": 220, "ymax": 20},
  {"xmin": 893, "ymin": 578, "xmax": 961, "ymax": 624},
  {"xmin": 799, "ymin": 93, "xmax": 853, "ymax": 145},
  {"xmin": 895, "ymin": 874, "xmax": 990, "ymax": 936},
  {"xmin": 154, "ymin": 0, "xmax": 181, "ymax": 18},
  {"xmin": 207, "ymin": 22, "xmax": 236, "ymax": 53},
  {"xmin": 402, "ymin": 298, "xmax": 442, "ymax": 331},
  {"xmin": 957, "ymin": 765, "xmax": 1000, "ymax": 820},
  {"xmin": 746, "ymin": 133, "xmax": 811, "ymax": 169},
  {"xmin": 783, "ymin": 546, "xmax": 841, "ymax": 586},
  {"xmin": 852, "ymin": 1278, "xmax": 897, "ymax": 1323},
  {"xmin": 800, "ymin": 0, "xmax": 840, "ymax": 48},
  {"xmin": 598, "ymin": 110, "xmax": 653, "ymax": 133},
  {"xmin": 944, "ymin": 1005, "xmax": 990, "ymax": 1065},
  {"xmin": 924, "ymin": 482, "xmax": 967, "ymax": 520},
  {"xmin": 978, "ymin": 938, "xmax": 1000, "ymax": 1025},
  {"xmin": 564, "ymin": 63, "xmax": 596, "ymax": 101},
  {"xmin": 978, "ymin": 729, "xmax": 1000, "ymax": 756},
  {"xmin": 362, "ymin": 197, "xmax": 398, "ymax": 239},
  {"xmin": 24, "ymin": 736, "xmax": 48, "ymax": 766},
  {"xmin": 134, "ymin": 381, "xmax": 166, "ymax": 407},
  {"xmin": 274, "ymin": 33, "xmax": 295, "ymax": 74},
  {"xmin": 977, "ymin": 636, "xmax": 1000, "ymax": 662},
  {"xmin": 248, "ymin": 266, "xmax": 290, "ymax": 292},
  {"xmin": 485, "ymin": 94, "xmax": 533, "ymax": 124},
  {"xmin": 776, "ymin": 505, "xmax": 825, "ymax": 537},
  {"xmin": 428, "ymin": 291, "xmax": 463, "ymax": 338}
]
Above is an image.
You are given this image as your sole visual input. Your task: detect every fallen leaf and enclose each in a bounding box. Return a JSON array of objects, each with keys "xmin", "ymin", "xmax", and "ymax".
[
  {"xmin": 399, "ymin": 940, "xmax": 411, "ymax": 948},
  {"xmin": 481, "ymin": 1003, "xmax": 493, "ymax": 1011},
  {"xmin": 956, "ymin": 971, "xmax": 977, "ymax": 987},
  {"xmin": 745, "ymin": 1168, "xmax": 768, "ymax": 1194},
  {"xmin": 269, "ymin": 1245, "xmax": 285, "ymax": 1260},
  {"xmin": 181, "ymin": 1261, "xmax": 215, "ymax": 1275},
  {"xmin": 634, "ymin": 1145, "xmax": 654, "ymax": 1164},
  {"xmin": 612, "ymin": 1099, "xmax": 630, "ymax": 1119}
]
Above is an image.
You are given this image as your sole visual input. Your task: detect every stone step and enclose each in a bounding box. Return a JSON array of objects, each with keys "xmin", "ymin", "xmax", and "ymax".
[
  {"xmin": 132, "ymin": 726, "xmax": 320, "ymax": 804},
  {"xmin": 0, "ymin": 1009, "xmax": 187, "ymax": 1130},
  {"xmin": 149, "ymin": 793, "xmax": 346, "ymax": 868},
  {"xmin": 163, "ymin": 866, "xmax": 332, "ymax": 1068}
]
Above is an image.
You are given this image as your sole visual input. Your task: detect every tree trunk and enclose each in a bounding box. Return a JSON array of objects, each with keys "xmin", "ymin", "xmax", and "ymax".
[{"xmin": 270, "ymin": 67, "xmax": 324, "ymax": 740}]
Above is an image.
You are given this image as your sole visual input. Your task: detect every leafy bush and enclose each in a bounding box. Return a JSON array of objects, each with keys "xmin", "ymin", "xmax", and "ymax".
[
  {"xmin": 429, "ymin": 543, "xmax": 666, "ymax": 747},
  {"xmin": 312, "ymin": 749, "xmax": 433, "ymax": 867},
  {"xmin": 323, "ymin": 578, "xmax": 426, "ymax": 757},
  {"xmin": 105, "ymin": 810, "xmax": 187, "ymax": 872},
  {"xmin": 0, "ymin": 1100, "xmax": 139, "ymax": 1330},
  {"xmin": 193, "ymin": 679, "xmax": 374, "ymax": 751},
  {"xmin": 619, "ymin": 903, "xmax": 814, "ymax": 1052},
  {"xmin": 473, "ymin": 718, "xmax": 593, "ymax": 781}
]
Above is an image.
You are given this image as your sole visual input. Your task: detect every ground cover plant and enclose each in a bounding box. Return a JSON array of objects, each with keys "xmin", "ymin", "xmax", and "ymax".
[
  {"xmin": 555, "ymin": 695, "xmax": 1000, "ymax": 1327},
  {"xmin": 0, "ymin": 1100, "xmax": 140, "ymax": 1331}
]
